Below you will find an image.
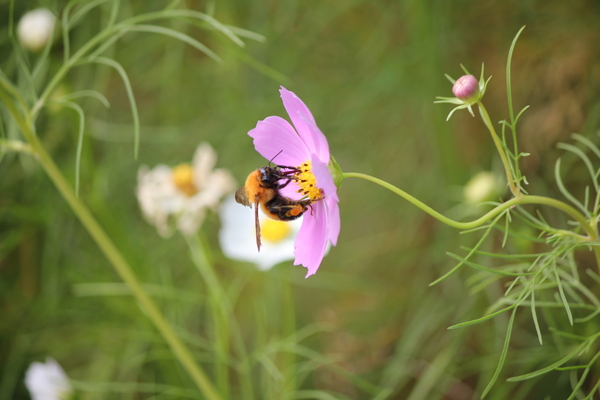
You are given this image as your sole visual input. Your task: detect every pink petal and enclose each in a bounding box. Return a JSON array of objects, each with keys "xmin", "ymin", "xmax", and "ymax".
[
  {"xmin": 280, "ymin": 87, "xmax": 330, "ymax": 162},
  {"xmin": 277, "ymin": 180, "xmax": 304, "ymax": 201},
  {"xmin": 311, "ymin": 158, "xmax": 338, "ymax": 203},
  {"xmin": 311, "ymin": 158, "xmax": 340, "ymax": 246},
  {"xmin": 325, "ymin": 198, "xmax": 340, "ymax": 246},
  {"xmin": 294, "ymin": 201, "xmax": 328, "ymax": 277},
  {"xmin": 248, "ymin": 116, "xmax": 310, "ymax": 167},
  {"xmin": 304, "ymin": 119, "xmax": 330, "ymax": 163}
]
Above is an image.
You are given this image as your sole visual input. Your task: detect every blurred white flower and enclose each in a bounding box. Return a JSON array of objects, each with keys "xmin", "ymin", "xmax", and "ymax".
[
  {"xmin": 463, "ymin": 171, "xmax": 501, "ymax": 205},
  {"xmin": 17, "ymin": 8, "xmax": 56, "ymax": 52},
  {"xmin": 137, "ymin": 142, "xmax": 235, "ymax": 237},
  {"xmin": 219, "ymin": 195, "xmax": 302, "ymax": 270},
  {"xmin": 25, "ymin": 358, "xmax": 72, "ymax": 400}
]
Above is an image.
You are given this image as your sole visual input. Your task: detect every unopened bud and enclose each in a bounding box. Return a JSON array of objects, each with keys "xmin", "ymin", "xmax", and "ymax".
[
  {"xmin": 452, "ymin": 75, "xmax": 479, "ymax": 102},
  {"xmin": 17, "ymin": 9, "xmax": 55, "ymax": 52}
]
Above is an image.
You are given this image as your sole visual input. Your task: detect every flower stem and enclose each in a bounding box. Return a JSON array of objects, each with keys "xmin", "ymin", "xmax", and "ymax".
[
  {"xmin": 185, "ymin": 234, "xmax": 230, "ymax": 399},
  {"xmin": 477, "ymin": 102, "xmax": 520, "ymax": 197},
  {"xmin": 341, "ymin": 172, "xmax": 597, "ymax": 240},
  {"xmin": 281, "ymin": 268, "xmax": 297, "ymax": 397},
  {"xmin": 185, "ymin": 234, "xmax": 255, "ymax": 400},
  {"xmin": 0, "ymin": 82, "xmax": 221, "ymax": 400}
]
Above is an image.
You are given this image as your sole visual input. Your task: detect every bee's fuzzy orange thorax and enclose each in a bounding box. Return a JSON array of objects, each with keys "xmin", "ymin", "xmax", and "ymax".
[{"xmin": 245, "ymin": 170, "xmax": 275, "ymax": 204}]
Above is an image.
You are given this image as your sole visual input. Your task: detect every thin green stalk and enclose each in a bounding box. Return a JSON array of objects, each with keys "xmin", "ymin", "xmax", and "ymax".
[
  {"xmin": 281, "ymin": 269, "xmax": 297, "ymax": 398},
  {"xmin": 185, "ymin": 235, "xmax": 230, "ymax": 399},
  {"xmin": 506, "ymin": 27, "xmax": 526, "ymax": 182},
  {"xmin": 0, "ymin": 85, "xmax": 221, "ymax": 400},
  {"xmin": 341, "ymin": 172, "xmax": 596, "ymax": 238},
  {"xmin": 0, "ymin": 139, "xmax": 33, "ymax": 154},
  {"xmin": 343, "ymin": 171, "xmax": 600, "ymax": 273},
  {"xmin": 593, "ymin": 247, "xmax": 600, "ymax": 280},
  {"xmin": 185, "ymin": 234, "xmax": 254, "ymax": 400},
  {"xmin": 478, "ymin": 102, "xmax": 520, "ymax": 197},
  {"xmin": 32, "ymin": 9, "xmax": 233, "ymax": 119},
  {"xmin": 32, "ymin": 24, "xmax": 115, "ymax": 118}
]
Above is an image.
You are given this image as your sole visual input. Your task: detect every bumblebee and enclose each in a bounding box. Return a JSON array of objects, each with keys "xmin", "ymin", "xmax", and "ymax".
[{"xmin": 235, "ymin": 165, "xmax": 312, "ymax": 251}]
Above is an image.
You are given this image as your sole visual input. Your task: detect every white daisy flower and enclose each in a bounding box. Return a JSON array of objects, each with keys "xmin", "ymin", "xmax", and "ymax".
[
  {"xmin": 137, "ymin": 142, "xmax": 235, "ymax": 237},
  {"xmin": 219, "ymin": 195, "xmax": 302, "ymax": 271},
  {"xmin": 17, "ymin": 8, "xmax": 56, "ymax": 52},
  {"xmin": 25, "ymin": 358, "xmax": 73, "ymax": 400}
]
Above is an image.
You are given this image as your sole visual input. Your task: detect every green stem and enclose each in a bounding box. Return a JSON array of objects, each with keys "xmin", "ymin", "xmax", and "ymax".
[
  {"xmin": 185, "ymin": 235, "xmax": 230, "ymax": 400},
  {"xmin": 185, "ymin": 234, "xmax": 254, "ymax": 400},
  {"xmin": 32, "ymin": 9, "xmax": 225, "ymax": 118},
  {"xmin": 477, "ymin": 102, "xmax": 520, "ymax": 197},
  {"xmin": 0, "ymin": 84, "xmax": 221, "ymax": 400},
  {"xmin": 31, "ymin": 14, "xmax": 148, "ymax": 117},
  {"xmin": 281, "ymin": 269, "xmax": 297, "ymax": 398},
  {"xmin": 341, "ymin": 172, "xmax": 597, "ymax": 239},
  {"xmin": 594, "ymin": 248, "xmax": 600, "ymax": 277},
  {"xmin": 32, "ymin": 26, "xmax": 114, "ymax": 118}
]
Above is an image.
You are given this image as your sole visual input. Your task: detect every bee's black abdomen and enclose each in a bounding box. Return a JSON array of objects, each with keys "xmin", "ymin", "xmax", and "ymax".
[{"xmin": 265, "ymin": 196, "xmax": 311, "ymax": 221}]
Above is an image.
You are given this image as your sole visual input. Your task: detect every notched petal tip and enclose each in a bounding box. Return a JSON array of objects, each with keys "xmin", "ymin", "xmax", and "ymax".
[{"xmin": 304, "ymin": 269, "xmax": 316, "ymax": 278}]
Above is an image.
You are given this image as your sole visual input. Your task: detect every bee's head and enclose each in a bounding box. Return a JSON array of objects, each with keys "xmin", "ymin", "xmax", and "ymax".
[{"xmin": 259, "ymin": 166, "xmax": 279, "ymax": 185}]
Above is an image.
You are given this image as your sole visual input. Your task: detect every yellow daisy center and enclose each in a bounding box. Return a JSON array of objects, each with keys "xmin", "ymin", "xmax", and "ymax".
[
  {"xmin": 261, "ymin": 219, "xmax": 291, "ymax": 243},
  {"xmin": 172, "ymin": 163, "xmax": 198, "ymax": 196},
  {"xmin": 295, "ymin": 160, "xmax": 323, "ymax": 201}
]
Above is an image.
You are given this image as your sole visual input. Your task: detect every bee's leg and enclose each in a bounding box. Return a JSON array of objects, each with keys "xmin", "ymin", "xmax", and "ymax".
[{"xmin": 276, "ymin": 177, "xmax": 296, "ymax": 189}]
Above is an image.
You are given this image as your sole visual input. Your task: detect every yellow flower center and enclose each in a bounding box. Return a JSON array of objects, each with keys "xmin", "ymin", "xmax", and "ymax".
[
  {"xmin": 261, "ymin": 219, "xmax": 291, "ymax": 243},
  {"xmin": 172, "ymin": 163, "xmax": 198, "ymax": 196},
  {"xmin": 295, "ymin": 160, "xmax": 323, "ymax": 201}
]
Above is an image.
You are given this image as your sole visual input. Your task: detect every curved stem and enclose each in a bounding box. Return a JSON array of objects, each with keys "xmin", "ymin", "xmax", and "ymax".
[
  {"xmin": 32, "ymin": 14, "xmax": 155, "ymax": 117},
  {"xmin": 32, "ymin": 9, "xmax": 226, "ymax": 118},
  {"xmin": 0, "ymin": 83, "xmax": 221, "ymax": 400},
  {"xmin": 478, "ymin": 102, "xmax": 520, "ymax": 197},
  {"xmin": 32, "ymin": 26, "xmax": 116, "ymax": 118},
  {"xmin": 341, "ymin": 172, "xmax": 597, "ymax": 239}
]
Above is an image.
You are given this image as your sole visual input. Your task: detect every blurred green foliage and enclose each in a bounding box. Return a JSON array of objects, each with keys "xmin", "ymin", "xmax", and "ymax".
[{"xmin": 1, "ymin": 0, "xmax": 600, "ymax": 399}]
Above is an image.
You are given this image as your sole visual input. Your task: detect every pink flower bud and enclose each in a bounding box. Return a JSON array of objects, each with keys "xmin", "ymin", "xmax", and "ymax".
[{"xmin": 452, "ymin": 75, "xmax": 479, "ymax": 102}]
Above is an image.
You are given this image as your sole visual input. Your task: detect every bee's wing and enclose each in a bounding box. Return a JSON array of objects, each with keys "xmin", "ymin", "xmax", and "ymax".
[
  {"xmin": 254, "ymin": 200, "xmax": 262, "ymax": 252},
  {"xmin": 235, "ymin": 186, "xmax": 251, "ymax": 207}
]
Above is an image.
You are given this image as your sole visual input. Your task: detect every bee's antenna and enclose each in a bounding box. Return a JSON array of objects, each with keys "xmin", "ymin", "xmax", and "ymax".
[{"xmin": 268, "ymin": 150, "xmax": 284, "ymax": 166}]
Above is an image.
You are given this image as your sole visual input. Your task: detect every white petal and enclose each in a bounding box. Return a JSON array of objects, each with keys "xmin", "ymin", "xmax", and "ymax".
[
  {"xmin": 137, "ymin": 144, "xmax": 236, "ymax": 236},
  {"xmin": 192, "ymin": 142, "xmax": 218, "ymax": 189},
  {"xmin": 25, "ymin": 358, "xmax": 72, "ymax": 400},
  {"xmin": 189, "ymin": 169, "xmax": 237, "ymax": 211},
  {"xmin": 218, "ymin": 195, "xmax": 301, "ymax": 270},
  {"xmin": 136, "ymin": 164, "xmax": 188, "ymax": 235}
]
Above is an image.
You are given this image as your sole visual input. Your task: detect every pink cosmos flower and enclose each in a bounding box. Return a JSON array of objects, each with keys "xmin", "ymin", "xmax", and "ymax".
[{"xmin": 248, "ymin": 87, "xmax": 340, "ymax": 277}]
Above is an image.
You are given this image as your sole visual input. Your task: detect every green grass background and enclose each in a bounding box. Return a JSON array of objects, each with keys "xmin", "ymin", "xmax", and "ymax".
[{"xmin": 1, "ymin": 0, "xmax": 600, "ymax": 399}]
